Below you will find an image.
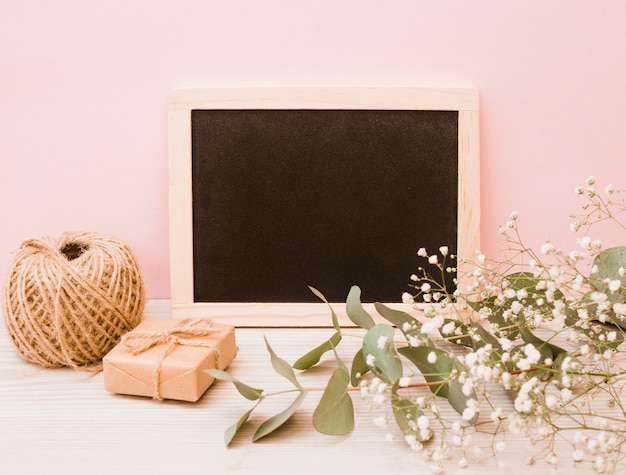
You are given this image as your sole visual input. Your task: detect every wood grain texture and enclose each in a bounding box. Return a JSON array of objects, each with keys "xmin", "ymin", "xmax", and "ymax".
[{"xmin": 0, "ymin": 300, "xmax": 576, "ymax": 475}]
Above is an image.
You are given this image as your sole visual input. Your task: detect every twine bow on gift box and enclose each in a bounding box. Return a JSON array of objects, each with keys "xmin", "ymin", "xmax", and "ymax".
[{"xmin": 121, "ymin": 318, "xmax": 224, "ymax": 400}]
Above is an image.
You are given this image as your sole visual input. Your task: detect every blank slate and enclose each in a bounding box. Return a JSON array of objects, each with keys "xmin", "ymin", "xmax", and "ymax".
[{"xmin": 168, "ymin": 89, "xmax": 480, "ymax": 325}]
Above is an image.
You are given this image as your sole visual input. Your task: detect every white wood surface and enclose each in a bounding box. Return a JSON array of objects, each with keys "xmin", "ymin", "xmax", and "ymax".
[
  {"xmin": 1, "ymin": 300, "xmax": 579, "ymax": 475},
  {"xmin": 168, "ymin": 88, "xmax": 480, "ymax": 326}
]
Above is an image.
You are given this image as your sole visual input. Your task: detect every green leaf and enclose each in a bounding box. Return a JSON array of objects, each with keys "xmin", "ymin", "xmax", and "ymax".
[
  {"xmin": 439, "ymin": 320, "xmax": 502, "ymax": 359},
  {"xmin": 224, "ymin": 407, "xmax": 255, "ymax": 446},
  {"xmin": 264, "ymin": 337, "xmax": 302, "ymax": 389},
  {"xmin": 564, "ymin": 296, "xmax": 626, "ymax": 349},
  {"xmin": 391, "ymin": 390, "xmax": 433, "ymax": 442},
  {"xmin": 312, "ymin": 367, "xmax": 354, "ymax": 435},
  {"xmin": 398, "ymin": 346, "xmax": 477, "ymax": 423},
  {"xmin": 374, "ymin": 302, "xmax": 433, "ymax": 345},
  {"xmin": 590, "ymin": 247, "xmax": 626, "ymax": 301},
  {"xmin": 350, "ymin": 348, "xmax": 370, "ymax": 387},
  {"xmin": 363, "ymin": 324, "xmax": 403, "ymax": 382},
  {"xmin": 292, "ymin": 332, "xmax": 342, "ymax": 370},
  {"xmin": 346, "ymin": 286, "xmax": 375, "ymax": 329},
  {"xmin": 206, "ymin": 369, "xmax": 264, "ymax": 401},
  {"xmin": 309, "ymin": 285, "xmax": 341, "ymax": 331},
  {"xmin": 252, "ymin": 391, "xmax": 308, "ymax": 442},
  {"xmin": 506, "ymin": 271, "xmax": 540, "ymax": 291}
]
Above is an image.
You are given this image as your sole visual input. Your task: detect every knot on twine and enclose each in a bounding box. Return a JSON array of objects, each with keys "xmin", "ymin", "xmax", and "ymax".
[
  {"xmin": 121, "ymin": 318, "xmax": 222, "ymax": 400},
  {"xmin": 2, "ymin": 231, "xmax": 145, "ymax": 372}
]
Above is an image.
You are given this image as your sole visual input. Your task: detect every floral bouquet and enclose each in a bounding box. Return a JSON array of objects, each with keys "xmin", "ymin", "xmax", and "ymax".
[{"xmin": 209, "ymin": 177, "xmax": 625, "ymax": 474}]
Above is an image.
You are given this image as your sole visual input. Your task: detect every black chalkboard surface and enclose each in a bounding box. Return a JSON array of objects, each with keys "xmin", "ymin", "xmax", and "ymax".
[
  {"xmin": 168, "ymin": 88, "xmax": 479, "ymax": 325},
  {"xmin": 191, "ymin": 109, "xmax": 458, "ymax": 303}
]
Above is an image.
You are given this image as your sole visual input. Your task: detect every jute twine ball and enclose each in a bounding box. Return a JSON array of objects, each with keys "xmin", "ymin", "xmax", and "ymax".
[{"xmin": 2, "ymin": 231, "xmax": 145, "ymax": 371}]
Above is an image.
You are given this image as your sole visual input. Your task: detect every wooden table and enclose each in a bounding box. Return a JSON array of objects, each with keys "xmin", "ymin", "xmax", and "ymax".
[{"xmin": 0, "ymin": 301, "xmax": 582, "ymax": 474}]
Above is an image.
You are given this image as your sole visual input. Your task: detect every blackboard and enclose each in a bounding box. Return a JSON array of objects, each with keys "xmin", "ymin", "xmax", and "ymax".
[{"xmin": 168, "ymin": 88, "xmax": 480, "ymax": 325}]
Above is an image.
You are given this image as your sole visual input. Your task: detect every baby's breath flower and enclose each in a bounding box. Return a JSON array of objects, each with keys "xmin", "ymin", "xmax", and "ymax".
[
  {"xmin": 541, "ymin": 241, "xmax": 555, "ymax": 254},
  {"xmin": 417, "ymin": 247, "xmax": 428, "ymax": 257},
  {"xmin": 377, "ymin": 335, "xmax": 388, "ymax": 349},
  {"xmin": 439, "ymin": 245, "xmax": 449, "ymax": 256},
  {"xmin": 428, "ymin": 255, "xmax": 438, "ymax": 265}
]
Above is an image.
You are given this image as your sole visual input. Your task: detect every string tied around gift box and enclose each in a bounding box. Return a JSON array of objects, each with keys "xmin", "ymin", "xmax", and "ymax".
[{"xmin": 121, "ymin": 318, "xmax": 223, "ymax": 400}]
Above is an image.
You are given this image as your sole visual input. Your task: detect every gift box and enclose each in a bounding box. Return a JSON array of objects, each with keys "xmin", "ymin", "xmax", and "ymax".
[{"xmin": 103, "ymin": 317, "xmax": 237, "ymax": 402}]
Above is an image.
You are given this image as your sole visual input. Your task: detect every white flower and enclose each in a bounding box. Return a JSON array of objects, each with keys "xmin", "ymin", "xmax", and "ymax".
[
  {"xmin": 402, "ymin": 292, "xmax": 413, "ymax": 304},
  {"xmin": 417, "ymin": 415, "xmax": 430, "ymax": 430},
  {"xmin": 510, "ymin": 211, "xmax": 519, "ymax": 220},
  {"xmin": 399, "ymin": 376, "xmax": 411, "ymax": 387},
  {"xmin": 365, "ymin": 353, "xmax": 376, "ymax": 366},
  {"xmin": 462, "ymin": 407, "xmax": 476, "ymax": 421},
  {"xmin": 418, "ymin": 247, "xmax": 428, "ymax": 257},
  {"xmin": 377, "ymin": 335, "xmax": 389, "ymax": 349},
  {"xmin": 578, "ymin": 236, "xmax": 592, "ymax": 250},
  {"xmin": 421, "ymin": 282, "xmax": 432, "ymax": 293},
  {"xmin": 546, "ymin": 453, "xmax": 559, "ymax": 466},
  {"xmin": 495, "ymin": 441, "xmax": 506, "ymax": 452},
  {"xmin": 605, "ymin": 184, "xmax": 615, "ymax": 194},
  {"xmin": 541, "ymin": 241, "xmax": 555, "ymax": 254},
  {"xmin": 427, "ymin": 351, "xmax": 437, "ymax": 364},
  {"xmin": 476, "ymin": 252, "xmax": 486, "ymax": 264},
  {"xmin": 545, "ymin": 395, "xmax": 558, "ymax": 409},
  {"xmin": 410, "ymin": 274, "xmax": 419, "ymax": 282},
  {"xmin": 441, "ymin": 321, "xmax": 456, "ymax": 335},
  {"xmin": 439, "ymin": 246, "xmax": 449, "ymax": 256},
  {"xmin": 572, "ymin": 449, "xmax": 584, "ymax": 462},
  {"xmin": 608, "ymin": 279, "xmax": 621, "ymax": 292},
  {"xmin": 586, "ymin": 176, "xmax": 596, "ymax": 185},
  {"xmin": 613, "ymin": 302, "xmax": 626, "ymax": 315},
  {"xmin": 428, "ymin": 255, "xmax": 438, "ymax": 265}
]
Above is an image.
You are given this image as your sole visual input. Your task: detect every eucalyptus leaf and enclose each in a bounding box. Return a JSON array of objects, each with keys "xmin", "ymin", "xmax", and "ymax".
[
  {"xmin": 346, "ymin": 285, "xmax": 376, "ymax": 329},
  {"xmin": 312, "ymin": 367, "xmax": 354, "ymax": 435},
  {"xmin": 350, "ymin": 348, "xmax": 370, "ymax": 387},
  {"xmin": 374, "ymin": 302, "xmax": 433, "ymax": 345},
  {"xmin": 564, "ymin": 296, "xmax": 626, "ymax": 348},
  {"xmin": 590, "ymin": 247, "xmax": 626, "ymax": 302},
  {"xmin": 224, "ymin": 407, "xmax": 255, "ymax": 446},
  {"xmin": 292, "ymin": 331, "xmax": 342, "ymax": 370},
  {"xmin": 363, "ymin": 324, "xmax": 403, "ymax": 382},
  {"xmin": 439, "ymin": 320, "xmax": 502, "ymax": 359},
  {"xmin": 309, "ymin": 285, "xmax": 341, "ymax": 331},
  {"xmin": 252, "ymin": 390, "xmax": 308, "ymax": 442},
  {"xmin": 398, "ymin": 346, "xmax": 478, "ymax": 423},
  {"xmin": 206, "ymin": 369, "xmax": 264, "ymax": 401},
  {"xmin": 391, "ymin": 391, "xmax": 433, "ymax": 442},
  {"xmin": 264, "ymin": 336, "xmax": 302, "ymax": 389}
]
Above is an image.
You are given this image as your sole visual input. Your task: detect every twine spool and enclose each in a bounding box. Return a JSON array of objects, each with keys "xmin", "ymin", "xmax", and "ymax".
[{"xmin": 2, "ymin": 231, "xmax": 145, "ymax": 371}]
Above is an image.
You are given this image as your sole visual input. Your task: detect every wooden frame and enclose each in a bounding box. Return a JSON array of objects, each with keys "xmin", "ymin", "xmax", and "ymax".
[{"xmin": 168, "ymin": 88, "xmax": 480, "ymax": 326}]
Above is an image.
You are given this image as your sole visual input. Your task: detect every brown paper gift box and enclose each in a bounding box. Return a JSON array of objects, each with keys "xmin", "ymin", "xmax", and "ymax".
[{"xmin": 103, "ymin": 317, "xmax": 237, "ymax": 402}]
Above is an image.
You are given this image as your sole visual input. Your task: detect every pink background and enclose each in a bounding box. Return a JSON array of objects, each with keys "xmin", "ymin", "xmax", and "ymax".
[{"xmin": 2, "ymin": 1, "xmax": 626, "ymax": 299}]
